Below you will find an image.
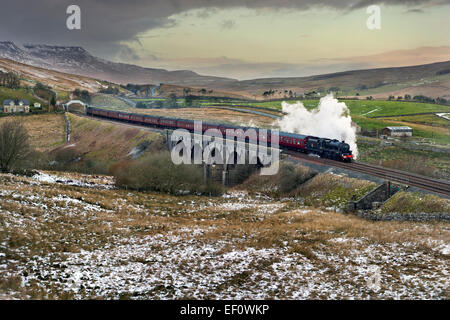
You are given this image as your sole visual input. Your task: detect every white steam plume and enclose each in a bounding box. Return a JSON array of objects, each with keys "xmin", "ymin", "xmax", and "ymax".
[{"xmin": 275, "ymin": 94, "xmax": 359, "ymax": 158}]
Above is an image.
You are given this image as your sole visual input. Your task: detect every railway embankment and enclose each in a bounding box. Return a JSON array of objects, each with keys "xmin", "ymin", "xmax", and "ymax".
[{"xmin": 352, "ymin": 190, "xmax": 450, "ymax": 221}]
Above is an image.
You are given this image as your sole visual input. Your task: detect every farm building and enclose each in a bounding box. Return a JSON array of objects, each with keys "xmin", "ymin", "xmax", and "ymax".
[
  {"xmin": 381, "ymin": 126, "xmax": 412, "ymax": 137},
  {"xmin": 2, "ymin": 99, "xmax": 30, "ymax": 113}
]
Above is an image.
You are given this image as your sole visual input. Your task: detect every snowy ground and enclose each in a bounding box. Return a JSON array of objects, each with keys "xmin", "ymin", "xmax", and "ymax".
[{"xmin": 0, "ymin": 171, "xmax": 448, "ymax": 299}]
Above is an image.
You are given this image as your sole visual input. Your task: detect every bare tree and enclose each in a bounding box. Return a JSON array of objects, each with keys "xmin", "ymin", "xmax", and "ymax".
[{"xmin": 0, "ymin": 119, "xmax": 31, "ymax": 172}]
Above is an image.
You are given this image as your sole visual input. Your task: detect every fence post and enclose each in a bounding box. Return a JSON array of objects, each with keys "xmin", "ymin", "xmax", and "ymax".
[
  {"xmin": 222, "ymin": 170, "xmax": 229, "ymax": 186},
  {"xmin": 165, "ymin": 130, "xmax": 171, "ymax": 151},
  {"xmin": 203, "ymin": 164, "xmax": 210, "ymax": 184}
]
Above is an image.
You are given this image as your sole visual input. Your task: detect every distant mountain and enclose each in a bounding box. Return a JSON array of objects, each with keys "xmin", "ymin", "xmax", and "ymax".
[
  {"xmin": 0, "ymin": 41, "xmax": 237, "ymax": 87},
  {"xmin": 1, "ymin": 41, "xmax": 449, "ymax": 99},
  {"xmin": 219, "ymin": 60, "xmax": 450, "ymax": 99}
]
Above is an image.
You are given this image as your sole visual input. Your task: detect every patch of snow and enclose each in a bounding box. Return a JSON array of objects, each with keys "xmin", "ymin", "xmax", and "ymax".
[
  {"xmin": 436, "ymin": 113, "xmax": 450, "ymax": 121},
  {"xmin": 362, "ymin": 108, "xmax": 380, "ymax": 116},
  {"xmin": 30, "ymin": 171, "xmax": 114, "ymax": 189}
]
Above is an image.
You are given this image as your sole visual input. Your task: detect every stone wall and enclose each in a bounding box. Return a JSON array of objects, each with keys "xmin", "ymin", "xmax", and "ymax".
[
  {"xmin": 356, "ymin": 211, "xmax": 450, "ymax": 222},
  {"xmin": 347, "ymin": 181, "xmax": 401, "ymax": 211},
  {"xmin": 64, "ymin": 112, "xmax": 71, "ymax": 142}
]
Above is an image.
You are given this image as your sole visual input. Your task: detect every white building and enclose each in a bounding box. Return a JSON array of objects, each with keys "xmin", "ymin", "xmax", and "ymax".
[
  {"xmin": 2, "ymin": 99, "xmax": 30, "ymax": 113},
  {"xmin": 381, "ymin": 126, "xmax": 412, "ymax": 137}
]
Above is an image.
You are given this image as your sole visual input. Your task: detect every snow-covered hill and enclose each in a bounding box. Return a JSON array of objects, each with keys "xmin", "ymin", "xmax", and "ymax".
[
  {"xmin": 0, "ymin": 57, "xmax": 107, "ymax": 92},
  {"xmin": 0, "ymin": 41, "xmax": 236, "ymax": 86}
]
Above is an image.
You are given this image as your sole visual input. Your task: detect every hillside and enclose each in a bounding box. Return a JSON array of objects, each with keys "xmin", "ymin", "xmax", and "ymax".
[
  {"xmin": 0, "ymin": 87, "xmax": 40, "ymax": 106},
  {"xmin": 222, "ymin": 61, "xmax": 450, "ymax": 99},
  {"xmin": 143, "ymin": 83, "xmax": 253, "ymax": 100},
  {"xmin": 0, "ymin": 41, "xmax": 236, "ymax": 88},
  {"xmin": 0, "ymin": 58, "xmax": 251, "ymax": 101},
  {"xmin": 0, "ymin": 114, "xmax": 66, "ymax": 151},
  {"xmin": 60, "ymin": 113, "xmax": 165, "ymax": 169},
  {"xmin": 0, "ymin": 58, "xmax": 109, "ymax": 93}
]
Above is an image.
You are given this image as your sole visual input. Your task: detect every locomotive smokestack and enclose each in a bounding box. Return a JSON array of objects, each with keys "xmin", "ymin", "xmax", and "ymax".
[{"xmin": 275, "ymin": 94, "xmax": 359, "ymax": 159}]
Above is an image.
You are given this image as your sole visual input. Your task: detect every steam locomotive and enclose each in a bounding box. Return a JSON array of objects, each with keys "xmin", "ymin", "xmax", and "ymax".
[{"xmin": 86, "ymin": 107, "xmax": 353, "ymax": 162}]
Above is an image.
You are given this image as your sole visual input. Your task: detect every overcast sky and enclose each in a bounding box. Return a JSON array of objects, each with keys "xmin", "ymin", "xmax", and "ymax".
[{"xmin": 1, "ymin": 0, "xmax": 449, "ymax": 79}]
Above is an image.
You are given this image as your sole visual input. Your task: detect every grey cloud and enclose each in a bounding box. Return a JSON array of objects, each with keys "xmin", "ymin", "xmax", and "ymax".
[
  {"xmin": 0, "ymin": 0, "xmax": 448, "ymax": 59},
  {"xmin": 196, "ymin": 8, "xmax": 218, "ymax": 18},
  {"xmin": 220, "ymin": 20, "xmax": 236, "ymax": 30},
  {"xmin": 405, "ymin": 8, "xmax": 425, "ymax": 13},
  {"xmin": 351, "ymin": 0, "xmax": 450, "ymax": 9},
  {"xmin": 115, "ymin": 45, "xmax": 141, "ymax": 62}
]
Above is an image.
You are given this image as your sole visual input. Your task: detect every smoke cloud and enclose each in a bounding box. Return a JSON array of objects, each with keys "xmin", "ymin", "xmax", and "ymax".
[{"xmin": 275, "ymin": 94, "xmax": 359, "ymax": 158}]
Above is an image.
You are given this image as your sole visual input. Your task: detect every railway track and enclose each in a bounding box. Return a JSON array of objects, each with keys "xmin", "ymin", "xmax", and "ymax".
[
  {"xmin": 285, "ymin": 150, "xmax": 450, "ymax": 197},
  {"xmin": 75, "ymin": 111, "xmax": 450, "ymax": 197},
  {"xmin": 71, "ymin": 112, "xmax": 166, "ymax": 134}
]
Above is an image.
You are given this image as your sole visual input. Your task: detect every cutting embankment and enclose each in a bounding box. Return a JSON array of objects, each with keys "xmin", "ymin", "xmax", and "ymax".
[{"xmin": 51, "ymin": 113, "xmax": 165, "ymax": 173}]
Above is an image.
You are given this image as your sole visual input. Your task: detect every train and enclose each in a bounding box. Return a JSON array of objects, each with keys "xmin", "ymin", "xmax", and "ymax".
[{"xmin": 86, "ymin": 106, "xmax": 353, "ymax": 162}]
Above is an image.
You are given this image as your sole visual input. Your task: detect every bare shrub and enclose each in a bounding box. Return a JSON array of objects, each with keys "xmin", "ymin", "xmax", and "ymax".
[
  {"xmin": 111, "ymin": 151, "xmax": 222, "ymax": 195},
  {"xmin": 52, "ymin": 147, "xmax": 82, "ymax": 165},
  {"xmin": 381, "ymin": 192, "xmax": 449, "ymax": 213},
  {"xmin": 294, "ymin": 173, "xmax": 376, "ymax": 208},
  {"xmin": 240, "ymin": 162, "xmax": 315, "ymax": 197},
  {"xmin": 228, "ymin": 164, "xmax": 258, "ymax": 185},
  {"xmin": 39, "ymin": 147, "xmax": 109, "ymax": 174},
  {"xmin": 382, "ymin": 156, "xmax": 436, "ymax": 177},
  {"xmin": 0, "ymin": 119, "xmax": 32, "ymax": 172}
]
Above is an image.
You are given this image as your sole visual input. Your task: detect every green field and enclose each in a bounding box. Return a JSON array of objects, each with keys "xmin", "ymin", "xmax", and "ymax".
[
  {"xmin": 338, "ymin": 100, "xmax": 450, "ymax": 117},
  {"xmin": 55, "ymin": 90, "xmax": 70, "ymax": 102},
  {"xmin": 241, "ymin": 99, "xmax": 450, "ymax": 116},
  {"xmin": 357, "ymin": 137, "xmax": 450, "ymax": 178},
  {"xmin": 0, "ymin": 87, "xmax": 39, "ymax": 105},
  {"xmin": 131, "ymin": 98, "xmax": 165, "ymax": 102},
  {"xmin": 379, "ymin": 114, "xmax": 450, "ymax": 129},
  {"xmin": 91, "ymin": 94, "xmax": 131, "ymax": 110}
]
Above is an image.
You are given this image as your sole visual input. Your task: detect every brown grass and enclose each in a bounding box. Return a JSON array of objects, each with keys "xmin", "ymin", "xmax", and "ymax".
[
  {"xmin": 121, "ymin": 107, "xmax": 275, "ymax": 127},
  {"xmin": 0, "ymin": 171, "xmax": 448, "ymax": 299},
  {"xmin": 0, "ymin": 114, "xmax": 66, "ymax": 152},
  {"xmin": 52, "ymin": 114, "xmax": 165, "ymax": 168}
]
